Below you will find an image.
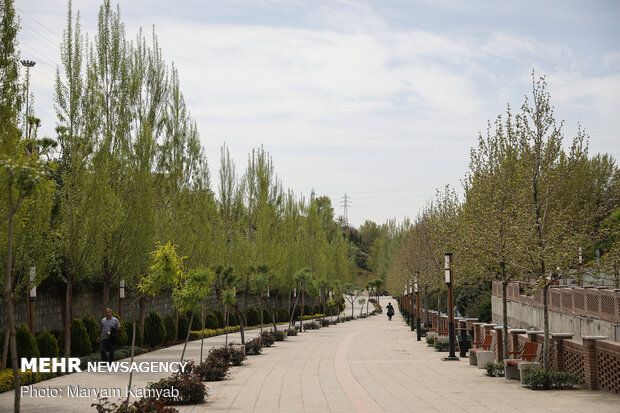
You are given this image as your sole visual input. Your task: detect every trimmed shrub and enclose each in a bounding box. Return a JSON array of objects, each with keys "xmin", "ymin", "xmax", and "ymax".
[
  {"xmin": 144, "ymin": 311, "xmax": 167, "ymax": 347},
  {"xmin": 186, "ymin": 311, "xmax": 202, "ymax": 331},
  {"xmin": 164, "ymin": 314, "xmax": 178, "ymax": 344},
  {"xmin": 287, "ymin": 328, "xmax": 297, "ymax": 336},
  {"xmin": 245, "ymin": 337, "xmax": 262, "ymax": 355},
  {"xmin": 273, "ymin": 330, "xmax": 286, "ymax": 341},
  {"xmin": 200, "ymin": 355, "xmax": 230, "ymax": 381},
  {"xmin": 50, "ymin": 329, "xmax": 64, "ymax": 355},
  {"xmin": 228, "ymin": 311, "xmax": 238, "ymax": 327},
  {"xmin": 17, "ymin": 324, "xmax": 40, "ymax": 363},
  {"xmin": 303, "ymin": 305, "xmax": 312, "ymax": 316},
  {"xmin": 124, "ymin": 321, "xmax": 143, "ymax": 347},
  {"xmin": 82, "ymin": 314, "xmax": 99, "ymax": 351},
  {"xmin": 484, "ymin": 361, "xmax": 505, "ymax": 377},
  {"xmin": 246, "ymin": 307, "xmax": 260, "ymax": 326},
  {"xmin": 262, "ymin": 309, "xmax": 271, "ymax": 324},
  {"xmin": 0, "ymin": 368, "xmax": 57, "ymax": 394},
  {"xmin": 521, "ymin": 368, "xmax": 579, "ymax": 390},
  {"xmin": 207, "ymin": 347, "xmax": 230, "ymax": 364},
  {"xmin": 321, "ymin": 319, "xmax": 330, "ymax": 327},
  {"xmin": 2, "ymin": 325, "xmax": 41, "ymax": 368},
  {"xmin": 227, "ymin": 345, "xmax": 247, "ymax": 366},
  {"xmin": 146, "ymin": 372, "xmax": 206, "ymax": 405},
  {"xmin": 204, "ymin": 312, "xmax": 218, "ymax": 330},
  {"xmin": 278, "ymin": 308, "xmax": 289, "ymax": 323},
  {"xmin": 260, "ymin": 331, "xmax": 275, "ymax": 347},
  {"xmin": 212, "ymin": 309, "xmax": 225, "ymax": 328},
  {"xmin": 115, "ymin": 321, "xmax": 128, "ymax": 346},
  {"xmin": 426, "ymin": 335, "xmax": 436, "ymax": 347},
  {"xmin": 305, "ymin": 321, "xmax": 320, "ymax": 330},
  {"xmin": 434, "ymin": 338, "xmax": 449, "ymax": 352},
  {"xmin": 35, "ymin": 330, "xmax": 59, "ymax": 358},
  {"xmin": 177, "ymin": 313, "xmax": 189, "ymax": 340},
  {"xmin": 70, "ymin": 319, "xmax": 91, "ymax": 357},
  {"xmin": 92, "ymin": 398, "xmax": 179, "ymax": 413}
]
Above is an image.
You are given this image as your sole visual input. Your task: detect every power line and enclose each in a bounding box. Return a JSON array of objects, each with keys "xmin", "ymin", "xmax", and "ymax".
[
  {"xmin": 32, "ymin": 66, "xmax": 55, "ymax": 83},
  {"xmin": 19, "ymin": 20, "xmax": 61, "ymax": 50},
  {"xmin": 16, "ymin": 6, "xmax": 63, "ymax": 43},
  {"xmin": 18, "ymin": 43, "xmax": 58, "ymax": 70}
]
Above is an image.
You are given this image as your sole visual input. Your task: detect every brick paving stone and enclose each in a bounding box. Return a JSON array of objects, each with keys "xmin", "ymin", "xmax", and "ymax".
[{"xmin": 1, "ymin": 298, "xmax": 619, "ymax": 412}]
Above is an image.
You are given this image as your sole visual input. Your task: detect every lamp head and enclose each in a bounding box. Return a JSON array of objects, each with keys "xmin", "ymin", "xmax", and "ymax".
[{"xmin": 444, "ymin": 253, "xmax": 452, "ymax": 285}]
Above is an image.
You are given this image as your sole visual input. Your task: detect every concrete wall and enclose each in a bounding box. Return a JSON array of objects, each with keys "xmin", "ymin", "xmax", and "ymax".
[{"xmin": 492, "ymin": 296, "xmax": 620, "ymax": 342}]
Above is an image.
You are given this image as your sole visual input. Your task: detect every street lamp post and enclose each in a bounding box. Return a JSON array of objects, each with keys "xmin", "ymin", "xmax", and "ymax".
[
  {"xmin": 443, "ymin": 253, "xmax": 459, "ymax": 360},
  {"xmin": 403, "ymin": 285, "xmax": 408, "ymax": 324},
  {"xmin": 578, "ymin": 247, "xmax": 583, "ymax": 287},
  {"xmin": 409, "ymin": 279, "xmax": 414, "ymax": 331},
  {"xmin": 28, "ymin": 265, "xmax": 36, "ymax": 333},
  {"xmin": 415, "ymin": 272, "xmax": 421, "ymax": 341},
  {"xmin": 119, "ymin": 279, "xmax": 125, "ymax": 319},
  {"xmin": 21, "ymin": 60, "xmax": 36, "ymax": 142}
]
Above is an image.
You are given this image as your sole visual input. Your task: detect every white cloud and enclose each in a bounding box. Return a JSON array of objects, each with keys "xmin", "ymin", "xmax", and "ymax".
[
  {"xmin": 602, "ymin": 50, "xmax": 620, "ymax": 71},
  {"xmin": 14, "ymin": 0, "xmax": 620, "ymax": 226}
]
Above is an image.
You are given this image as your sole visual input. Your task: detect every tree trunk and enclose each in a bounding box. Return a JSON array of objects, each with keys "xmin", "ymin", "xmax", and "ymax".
[
  {"xmin": 173, "ymin": 309, "xmax": 179, "ymax": 340},
  {"xmin": 244, "ymin": 282, "xmax": 249, "ymax": 326},
  {"xmin": 5, "ymin": 202, "xmax": 21, "ymax": 412},
  {"xmin": 543, "ymin": 284, "xmax": 550, "ymax": 370},
  {"xmin": 263, "ymin": 297, "xmax": 278, "ymax": 331},
  {"xmin": 224, "ymin": 307, "xmax": 228, "ymax": 347},
  {"xmin": 199, "ymin": 309, "xmax": 206, "ymax": 361},
  {"xmin": 300, "ymin": 290, "xmax": 305, "ymax": 332},
  {"xmin": 323, "ymin": 296, "xmax": 327, "ymax": 322},
  {"xmin": 424, "ymin": 285, "xmax": 429, "ymax": 324},
  {"xmin": 502, "ymin": 278, "xmax": 509, "ymax": 360},
  {"xmin": 102, "ymin": 274, "xmax": 110, "ymax": 313},
  {"xmin": 259, "ymin": 295, "xmax": 264, "ymax": 341},
  {"xmin": 138, "ymin": 296, "xmax": 146, "ymax": 336},
  {"xmin": 126, "ymin": 301, "xmax": 137, "ymax": 405},
  {"xmin": 288, "ymin": 293, "xmax": 300, "ymax": 329},
  {"xmin": 180, "ymin": 312, "xmax": 194, "ymax": 363},
  {"xmin": 235, "ymin": 305, "xmax": 245, "ymax": 344},
  {"xmin": 64, "ymin": 274, "xmax": 73, "ymax": 357}
]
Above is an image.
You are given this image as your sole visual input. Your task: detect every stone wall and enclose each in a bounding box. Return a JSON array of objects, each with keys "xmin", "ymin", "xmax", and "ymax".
[{"xmin": 1, "ymin": 285, "xmax": 313, "ymax": 333}]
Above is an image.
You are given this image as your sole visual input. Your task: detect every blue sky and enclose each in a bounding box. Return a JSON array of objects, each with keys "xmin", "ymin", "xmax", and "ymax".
[{"xmin": 16, "ymin": 0, "xmax": 620, "ymax": 227}]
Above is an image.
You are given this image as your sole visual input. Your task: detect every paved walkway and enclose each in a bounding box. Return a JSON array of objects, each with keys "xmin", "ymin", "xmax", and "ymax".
[{"xmin": 2, "ymin": 298, "xmax": 618, "ymax": 412}]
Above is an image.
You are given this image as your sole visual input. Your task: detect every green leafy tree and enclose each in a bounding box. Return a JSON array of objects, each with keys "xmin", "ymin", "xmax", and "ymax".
[
  {"xmin": 460, "ymin": 111, "xmax": 522, "ymax": 359},
  {"xmin": 343, "ymin": 283, "xmax": 362, "ymax": 318},
  {"xmin": 511, "ymin": 74, "xmax": 616, "ymax": 369}
]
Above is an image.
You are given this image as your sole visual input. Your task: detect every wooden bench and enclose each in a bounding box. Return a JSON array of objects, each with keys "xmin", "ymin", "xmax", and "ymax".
[
  {"xmin": 505, "ymin": 341, "xmax": 541, "ymax": 381},
  {"xmin": 469, "ymin": 335, "xmax": 495, "ymax": 368}
]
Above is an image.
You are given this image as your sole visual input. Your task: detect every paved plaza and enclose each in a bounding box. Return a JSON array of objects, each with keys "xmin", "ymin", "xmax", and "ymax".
[{"xmin": 1, "ymin": 300, "xmax": 618, "ymax": 413}]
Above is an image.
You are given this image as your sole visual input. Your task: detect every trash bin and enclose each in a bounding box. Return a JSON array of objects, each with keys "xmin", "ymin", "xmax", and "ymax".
[{"xmin": 457, "ymin": 334, "xmax": 472, "ymax": 357}]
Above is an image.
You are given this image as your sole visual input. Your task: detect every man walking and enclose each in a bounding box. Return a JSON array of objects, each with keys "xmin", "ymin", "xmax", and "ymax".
[{"xmin": 99, "ymin": 308, "xmax": 121, "ymax": 364}]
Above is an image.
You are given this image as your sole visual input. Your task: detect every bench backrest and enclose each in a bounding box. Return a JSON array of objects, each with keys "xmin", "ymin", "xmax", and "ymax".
[
  {"xmin": 521, "ymin": 341, "xmax": 540, "ymax": 362},
  {"xmin": 478, "ymin": 335, "xmax": 493, "ymax": 350}
]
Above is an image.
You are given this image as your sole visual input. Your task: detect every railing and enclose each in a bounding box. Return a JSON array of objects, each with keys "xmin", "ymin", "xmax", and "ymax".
[{"xmin": 492, "ymin": 282, "xmax": 620, "ymax": 323}]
